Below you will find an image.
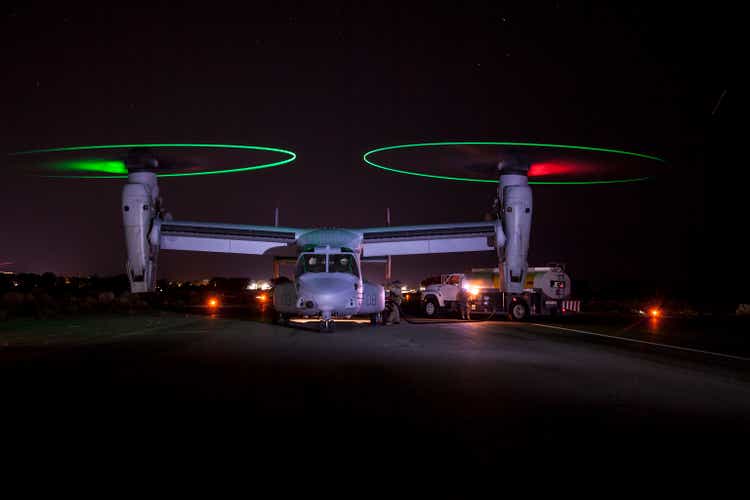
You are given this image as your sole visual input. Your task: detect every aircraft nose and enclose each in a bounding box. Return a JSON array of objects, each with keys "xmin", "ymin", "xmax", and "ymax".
[{"xmin": 298, "ymin": 277, "xmax": 355, "ymax": 311}]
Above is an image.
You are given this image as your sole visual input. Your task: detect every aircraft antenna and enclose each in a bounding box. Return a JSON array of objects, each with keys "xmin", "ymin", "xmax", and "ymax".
[{"xmin": 385, "ymin": 207, "xmax": 392, "ymax": 282}]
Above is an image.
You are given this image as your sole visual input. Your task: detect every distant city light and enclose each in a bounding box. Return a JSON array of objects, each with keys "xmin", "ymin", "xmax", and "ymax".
[{"xmin": 247, "ymin": 280, "xmax": 271, "ymax": 290}]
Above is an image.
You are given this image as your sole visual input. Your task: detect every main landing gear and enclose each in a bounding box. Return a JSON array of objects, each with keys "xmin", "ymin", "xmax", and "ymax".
[{"xmin": 273, "ymin": 311, "xmax": 287, "ymax": 325}]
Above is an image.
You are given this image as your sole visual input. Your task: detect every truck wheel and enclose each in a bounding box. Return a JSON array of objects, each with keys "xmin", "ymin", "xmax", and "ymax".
[
  {"xmin": 509, "ymin": 301, "xmax": 529, "ymax": 321},
  {"xmin": 423, "ymin": 297, "xmax": 439, "ymax": 317}
]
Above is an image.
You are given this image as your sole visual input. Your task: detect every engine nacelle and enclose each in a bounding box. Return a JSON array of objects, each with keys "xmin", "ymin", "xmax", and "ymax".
[
  {"xmin": 359, "ymin": 280, "xmax": 386, "ymax": 315},
  {"xmin": 122, "ymin": 172, "xmax": 159, "ymax": 293},
  {"xmin": 498, "ymin": 174, "xmax": 532, "ymax": 294}
]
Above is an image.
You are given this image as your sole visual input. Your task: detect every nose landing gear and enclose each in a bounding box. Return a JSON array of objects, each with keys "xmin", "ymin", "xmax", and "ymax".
[
  {"xmin": 370, "ymin": 312, "xmax": 382, "ymax": 326},
  {"xmin": 319, "ymin": 319, "xmax": 335, "ymax": 332}
]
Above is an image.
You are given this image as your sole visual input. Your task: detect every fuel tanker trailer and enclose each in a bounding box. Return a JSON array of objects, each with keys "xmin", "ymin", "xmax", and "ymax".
[
  {"xmin": 464, "ymin": 264, "xmax": 579, "ymax": 320},
  {"xmin": 522, "ymin": 265, "xmax": 578, "ymax": 316}
]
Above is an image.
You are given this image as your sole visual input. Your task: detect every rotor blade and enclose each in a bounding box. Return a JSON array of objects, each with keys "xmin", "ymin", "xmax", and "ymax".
[
  {"xmin": 463, "ymin": 156, "xmax": 530, "ymax": 176},
  {"xmin": 122, "ymin": 148, "xmax": 199, "ymax": 172},
  {"xmin": 464, "ymin": 161, "xmax": 501, "ymax": 175},
  {"xmin": 151, "ymin": 153, "xmax": 201, "ymax": 171},
  {"xmin": 527, "ymin": 161, "xmax": 593, "ymax": 177},
  {"xmin": 45, "ymin": 158, "xmax": 128, "ymax": 175}
]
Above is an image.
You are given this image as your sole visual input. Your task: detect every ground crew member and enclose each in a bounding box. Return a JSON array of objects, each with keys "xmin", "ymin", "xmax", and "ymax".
[
  {"xmin": 385, "ymin": 281, "xmax": 402, "ymax": 324},
  {"xmin": 456, "ymin": 287, "xmax": 471, "ymax": 320}
]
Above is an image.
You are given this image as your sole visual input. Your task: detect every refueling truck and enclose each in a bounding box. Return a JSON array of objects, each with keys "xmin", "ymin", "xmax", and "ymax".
[{"xmin": 419, "ymin": 264, "xmax": 579, "ymax": 320}]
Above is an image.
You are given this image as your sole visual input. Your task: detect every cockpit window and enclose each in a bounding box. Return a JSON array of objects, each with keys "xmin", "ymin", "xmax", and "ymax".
[
  {"xmin": 329, "ymin": 254, "xmax": 359, "ymax": 276},
  {"xmin": 296, "ymin": 253, "xmax": 327, "ymax": 275}
]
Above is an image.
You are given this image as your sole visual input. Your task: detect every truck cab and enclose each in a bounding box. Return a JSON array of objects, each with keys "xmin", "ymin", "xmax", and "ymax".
[{"xmin": 420, "ymin": 273, "xmax": 468, "ymax": 317}]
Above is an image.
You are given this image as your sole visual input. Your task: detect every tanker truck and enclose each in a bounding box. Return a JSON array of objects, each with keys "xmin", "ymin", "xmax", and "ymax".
[{"xmin": 461, "ymin": 264, "xmax": 580, "ymax": 320}]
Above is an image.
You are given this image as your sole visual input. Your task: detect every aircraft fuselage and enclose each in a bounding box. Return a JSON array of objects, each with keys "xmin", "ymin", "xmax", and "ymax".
[{"xmin": 272, "ymin": 232, "xmax": 385, "ymax": 321}]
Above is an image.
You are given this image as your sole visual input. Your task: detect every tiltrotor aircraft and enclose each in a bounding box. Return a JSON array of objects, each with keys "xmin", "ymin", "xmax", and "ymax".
[{"xmin": 121, "ymin": 149, "xmax": 530, "ymax": 331}]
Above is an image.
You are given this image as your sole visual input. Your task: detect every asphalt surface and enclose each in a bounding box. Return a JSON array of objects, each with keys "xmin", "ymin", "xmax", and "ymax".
[{"xmin": 2, "ymin": 312, "xmax": 749, "ymax": 464}]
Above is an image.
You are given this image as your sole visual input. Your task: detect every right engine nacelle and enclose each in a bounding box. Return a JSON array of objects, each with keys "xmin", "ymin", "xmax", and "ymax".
[{"xmin": 498, "ymin": 174, "xmax": 532, "ymax": 294}]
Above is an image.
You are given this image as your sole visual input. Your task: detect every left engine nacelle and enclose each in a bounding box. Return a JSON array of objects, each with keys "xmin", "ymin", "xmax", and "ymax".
[{"xmin": 122, "ymin": 172, "xmax": 160, "ymax": 293}]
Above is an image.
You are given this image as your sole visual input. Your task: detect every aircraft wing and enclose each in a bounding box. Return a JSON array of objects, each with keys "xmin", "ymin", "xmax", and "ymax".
[
  {"xmin": 358, "ymin": 221, "xmax": 499, "ymax": 257},
  {"xmin": 158, "ymin": 220, "xmax": 302, "ymax": 255}
]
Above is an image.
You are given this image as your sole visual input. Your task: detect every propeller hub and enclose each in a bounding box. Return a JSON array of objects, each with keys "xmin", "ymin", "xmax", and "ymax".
[
  {"xmin": 125, "ymin": 148, "xmax": 160, "ymax": 172},
  {"xmin": 497, "ymin": 157, "xmax": 530, "ymax": 176}
]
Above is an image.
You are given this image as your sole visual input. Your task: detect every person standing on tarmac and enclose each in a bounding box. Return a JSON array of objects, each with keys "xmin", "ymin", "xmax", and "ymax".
[
  {"xmin": 385, "ymin": 281, "xmax": 403, "ymax": 325},
  {"xmin": 456, "ymin": 287, "xmax": 471, "ymax": 320}
]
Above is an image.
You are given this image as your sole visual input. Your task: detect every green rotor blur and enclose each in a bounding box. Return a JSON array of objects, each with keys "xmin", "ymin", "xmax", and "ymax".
[
  {"xmin": 10, "ymin": 143, "xmax": 297, "ymax": 178},
  {"xmin": 46, "ymin": 159, "xmax": 129, "ymax": 175}
]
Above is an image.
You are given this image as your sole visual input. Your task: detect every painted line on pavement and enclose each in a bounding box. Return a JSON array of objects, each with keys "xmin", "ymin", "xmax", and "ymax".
[{"xmin": 530, "ymin": 323, "xmax": 750, "ymax": 362}]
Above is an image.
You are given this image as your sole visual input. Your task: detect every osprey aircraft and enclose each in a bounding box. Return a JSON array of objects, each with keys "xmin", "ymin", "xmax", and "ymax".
[
  {"xmin": 13, "ymin": 142, "xmax": 663, "ymax": 331},
  {"xmin": 119, "ymin": 149, "xmax": 522, "ymax": 331}
]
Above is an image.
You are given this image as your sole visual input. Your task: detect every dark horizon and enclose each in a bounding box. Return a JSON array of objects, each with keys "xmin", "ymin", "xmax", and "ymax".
[{"xmin": 1, "ymin": 4, "xmax": 739, "ymax": 299}]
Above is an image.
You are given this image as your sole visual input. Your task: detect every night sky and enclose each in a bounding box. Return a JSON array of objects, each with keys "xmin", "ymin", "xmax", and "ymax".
[{"xmin": 0, "ymin": 3, "xmax": 737, "ymax": 296}]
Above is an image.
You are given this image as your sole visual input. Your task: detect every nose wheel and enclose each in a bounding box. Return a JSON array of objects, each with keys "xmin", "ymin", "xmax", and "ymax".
[{"xmin": 319, "ymin": 319, "xmax": 335, "ymax": 332}]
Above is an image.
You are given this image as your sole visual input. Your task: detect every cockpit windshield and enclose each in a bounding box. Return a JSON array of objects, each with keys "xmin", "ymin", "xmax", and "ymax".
[
  {"xmin": 295, "ymin": 252, "xmax": 359, "ymax": 277},
  {"xmin": 329, "ymin": 254, "xmax": 359, "ymax": 276},
  {"xmin": 296, "ymin": 253, "xmax": 327, "ymax": 275}
]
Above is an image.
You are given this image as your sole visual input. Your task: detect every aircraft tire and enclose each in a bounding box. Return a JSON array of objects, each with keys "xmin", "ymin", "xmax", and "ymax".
[
  {"xmin": 370, "ymin": 313, "xmax": 381, "ymax": 326},
  {"xmin": 272, "ymin": 310, "xmax": 287, "ymax": 325}
]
